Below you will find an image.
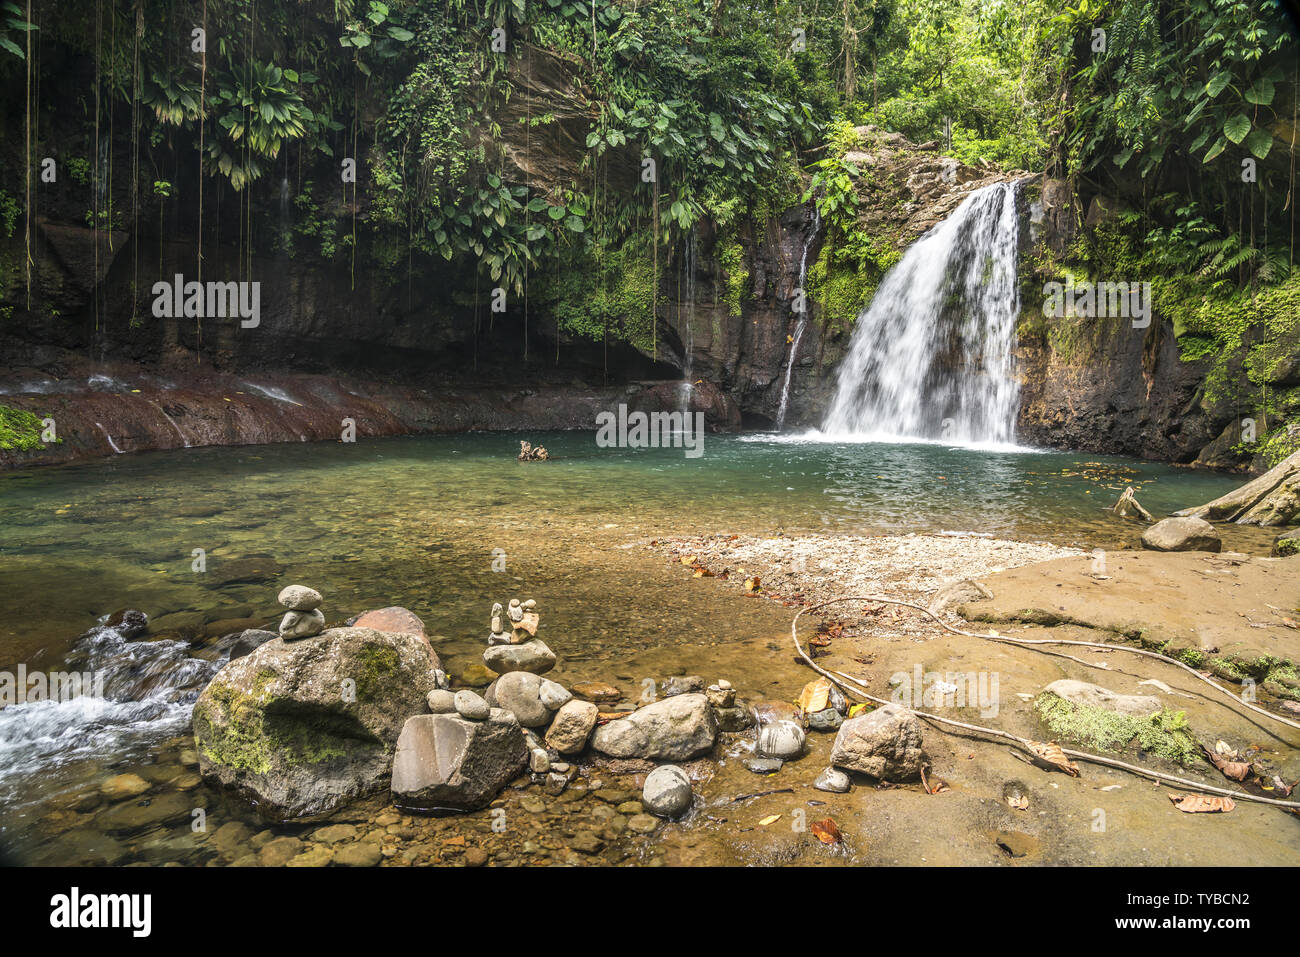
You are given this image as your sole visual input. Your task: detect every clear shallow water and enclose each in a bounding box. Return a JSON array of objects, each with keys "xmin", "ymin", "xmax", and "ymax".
[
  {"xmin": 0, "ymin": 430, "xmax": 1250, "ymax": 862},
  {"xmin": 0, "ymin": 430, "xmax": 1245, "ymax": 661}
]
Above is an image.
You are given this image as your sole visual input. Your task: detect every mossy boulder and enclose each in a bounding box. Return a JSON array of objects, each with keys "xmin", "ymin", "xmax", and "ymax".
[
  {"xmin": 192, "ymin": 626, "xmax": 440, "ymax": 818},
  {"xmin": 1272, "ymin": 530, "xmax": 1300, "ymax": 557},
  {"xmin": 1033, "ymin": 691, "xmax": 1199, "ymax": 765}
]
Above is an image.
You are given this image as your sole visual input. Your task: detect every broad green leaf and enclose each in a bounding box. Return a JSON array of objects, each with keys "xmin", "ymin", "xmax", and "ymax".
[
  {"xmin": 1205, "ymin": 72, "xmax": 1232, "ymax": 98},
  {"xmin": 1245, "ymin": 128, "xmax": 1273, "ymax": 160},
  {"xmin": 1244, "ymin": 78, "xmax": 1274, "ymax": 105},
  {"xmin": 1222, "ymin": 113, "xmax": 1250, "ymax": 144}
]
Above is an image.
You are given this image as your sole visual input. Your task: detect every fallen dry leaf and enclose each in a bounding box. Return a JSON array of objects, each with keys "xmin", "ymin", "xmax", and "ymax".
[
  {"xmin": 1169, "ymin": 793, "xmax": 1235, "ymax": 813},
  {"xmin": 810, "ymin": 818, "xmax": 844, "ymax": 845},
  {"xmin": 1202, "ymin": 744, "xmax": 1250, "ymax": 782},
  {"xmin": 797, "ymin": 677, "xmax": 832, "ymax": 715},
  {"xmin": 743, "ymin": 576, "xmax": 762, "ymax": 593},
  {"xmin": 680, "ymin": 555, "xmax": 697, "ymax": 566},
  {"xmin": 758, "ymin": 814, "xmax": 781, "ymax": 827},
  {"xmin": 1008, "ymin": 794, "xmax": 1029, "ymax": 810},
  {"xmin": 1028, "ymin": 740, "xmax": 1080, "ymax": 776}
]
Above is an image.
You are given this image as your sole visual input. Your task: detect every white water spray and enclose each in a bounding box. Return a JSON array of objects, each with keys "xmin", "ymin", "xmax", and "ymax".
[{"xmin": 821, "ymin": 181, "xmax": 1023, "ymax": 448}]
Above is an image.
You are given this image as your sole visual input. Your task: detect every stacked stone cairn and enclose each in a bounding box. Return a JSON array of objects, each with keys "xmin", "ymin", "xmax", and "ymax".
[
  {"xmin": 481, "ymin": 598, "xmax": 574, "ymax": 780},
  {"xmin": 277, "ymin": 585, "xmax": 325, "ymax": 640}
]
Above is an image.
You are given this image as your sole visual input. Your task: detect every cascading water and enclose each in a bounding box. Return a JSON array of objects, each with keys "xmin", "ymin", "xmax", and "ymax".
[
  {"xmin": 677, "ymin": 228, "xmax": 697, "ymax": 421},
  {"xmin": 775, "ymin": 204, "xmax": 821, "ymax": 430},
  {"xmin": 821, "ymin": 181, "xmax": 1023, "ymax": 448},
  {"xmin": 0, "ymin": 618, "xmax": 230, "ymax": 816}
]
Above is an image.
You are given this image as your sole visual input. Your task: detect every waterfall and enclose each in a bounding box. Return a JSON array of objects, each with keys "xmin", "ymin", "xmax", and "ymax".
[
  {"xmin": 821, "ymin": 181, "xmax": 1023, "ymax": 448},
  {"xmin": 775, "ymin": 204, "xmax": 821, "ymax": 430}
]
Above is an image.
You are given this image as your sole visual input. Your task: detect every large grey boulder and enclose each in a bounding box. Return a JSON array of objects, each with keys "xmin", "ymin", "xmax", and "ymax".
[
  {"xmin": 591, "ymin": 693, "xmax": 717, "ymax": 761},
  {"xmin": 390, "ymin": 710, "xmax": 528, "ymax": 812},
  {"xmin": 1042, "ymin": 679, "xmax": 1160, "ymax": 716},
  {"xmin": 1141, "ymin": 516, "xmax": 1222, "ymax": 552},
  {"xmin": 483, "ymin": 638, "xmax": 556, "ymax": 675},
  {"xmin": 830, "ymin": 703, "xmax": 925, "ymax": 781},
  {"xmin": 192, "ymin": 626, "xmax": 440, "ymax": 818}
]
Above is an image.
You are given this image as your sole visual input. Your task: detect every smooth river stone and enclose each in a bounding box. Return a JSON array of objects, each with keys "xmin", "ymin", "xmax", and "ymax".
[
  {"xmin": 277, "ymin": 585, "xmax": 323, "ymax": 611},
  {"xmin": 482, "ymin": 638, "xmax": 556, "ymax": 675}
]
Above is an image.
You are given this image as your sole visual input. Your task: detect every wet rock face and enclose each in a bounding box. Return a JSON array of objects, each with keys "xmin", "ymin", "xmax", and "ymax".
[{"xmin": 192, "ymin": 626, "xmax": 440, "ymax": 818}]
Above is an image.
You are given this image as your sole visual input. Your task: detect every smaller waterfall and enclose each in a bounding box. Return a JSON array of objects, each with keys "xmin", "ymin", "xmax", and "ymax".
[
  {"xmin": 94, "ymin": 422, "xmax": 124, "ymax": 454},
  {"xmin": 821, "ymin": 181, "xmax": 1023, "ymax": 448},
  {"xmin": 678, "ymin": 228, "xmax": 697, "ymax": 420},
  {"xmin": 775, "ymin": 205, "xmax": 821, "ymax": 430}
]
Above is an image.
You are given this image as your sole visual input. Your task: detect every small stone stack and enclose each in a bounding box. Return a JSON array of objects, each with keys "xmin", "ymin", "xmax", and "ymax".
[
  {"xmin": 706, "ymin": 678, "xmax": 751, "ymax": 732},
  {"xmin": 277, "ymin": 585, "xmax": 325, "ymax": 640},
  {"xmin": 483, "ymin": 598, "xmax": 556, "ymax": 675}
]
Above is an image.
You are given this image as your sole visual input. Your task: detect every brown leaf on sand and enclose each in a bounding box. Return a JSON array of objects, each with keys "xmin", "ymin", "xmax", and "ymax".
[
  {"xmin": 797, "ymin": 677, "xmax": 832, "ymax": 715},
  {"xmin": 809, "ymin": 634, "xmax": 832, "ymax": 647},
  {"xmin": 1169, "ymin": 793, "xmax": 1235, "ymax": 813},
  {"xmin": 680, "ymin": 555, "xmax": 698, "ymax": 566},
  {"xmin": 1201, "ymin": 744, "xmax": 1250, "ymax": 782},
  {"xmin": 692, "ymin": 566, "xmax": 715, "ymax": 577},
  {"xmin": 810, "ymin": 818, "xmax": 844, "ymax": 845},
  {"xmin": 1028, "ymin": 741, "xmax": 1080, "ymax": 776},
  {"xmin": 743, "ymin": 576, "xmax": 762, "ymax": 593},
  {"xmin": 1008, "ymin": 794, "xmax": 1029, "ymax": 811}
]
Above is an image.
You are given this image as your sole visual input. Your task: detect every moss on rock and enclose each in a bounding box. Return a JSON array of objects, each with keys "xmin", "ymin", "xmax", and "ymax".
[{"xmin": 1033, "ymin": 691, "xmax": 1199, "ymax": 765}]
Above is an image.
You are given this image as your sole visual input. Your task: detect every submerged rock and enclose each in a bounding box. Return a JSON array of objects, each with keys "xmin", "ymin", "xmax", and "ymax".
[
  {"xmin": 591, "ymin": 693, "xmax": 717, "ymax": 761},
  {"xmin": 192, "ymin": 626, "xmax": 440, "ymax": 818},
  {"xmin": 390, "ymin": 710, "xmax": 528, "ymax": 812},
  {"xmin": 222, "ymin": 628, "xmax": 277, "ymax": 661},
  {"xmin": 1140, "ymin": 516, "xmax": 1221, "ymax": 553},
  {"xmin": 105, "ymin": 608, "xmax": 150, "ymax": 640},
  {"xmin": 642, "ymin": 765, "xmax": 693, "ymax": 818},
  {"xmin": 744, "ymin": 756, "xmax": 783, "ymax": 774},
  {"xmin": 830, "ymin": 703, "xmax": 925, "ymax": 781}
]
